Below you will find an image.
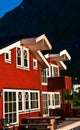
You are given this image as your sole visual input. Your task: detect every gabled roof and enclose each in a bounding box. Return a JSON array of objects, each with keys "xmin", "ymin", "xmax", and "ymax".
[
  {"xmin": 0, "ymin": 34, "xmax": 52, "ymax": 68},
  {"xmin": 49, "ymin": 49, "xmax": 71, "ymax": 61},
  {"xmin": 21, "ymin": 34, "xmax": 52, "ymax": 51},
  {"xmin": 21, "ymin": 34, "xmax": 52, "ymax": 68},
  {"xmin": 45, "ymin": 49, "xmax": 71, "ymax": 70},
  {"xmin": 56, "ymin": 61, "xmax": 67, "ymax": 70}
]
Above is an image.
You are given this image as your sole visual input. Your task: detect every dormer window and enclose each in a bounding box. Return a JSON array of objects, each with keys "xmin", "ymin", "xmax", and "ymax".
[
  {"xmin": 4, "ymin": 51, "xmax": 11, "ymax": 63},
  {"xmin": 33, "ymin": 59, "xmax": 37, "ymax": 69}
]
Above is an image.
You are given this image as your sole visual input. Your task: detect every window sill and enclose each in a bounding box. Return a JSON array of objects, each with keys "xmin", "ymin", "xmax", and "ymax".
[{"xmin": 16, "ymin": 66, "xmax": 30, "ymax": 71}]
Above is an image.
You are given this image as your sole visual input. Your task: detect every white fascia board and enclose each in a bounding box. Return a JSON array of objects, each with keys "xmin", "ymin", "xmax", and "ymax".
[
  {"xmin": 36, "ymin": 34, "xmax": 52, "ymax": 50},
  {"xmin": 0, "ymin": 41, "xmax": 20, "ymax": 55},
  {"xmin": 60, "ymin": 49, "xmax": 71, "ymax": 61},
  {"xmin": 37, "ymin": 51, "xmax": 50, "ymax": 68},
  {"xmin": 59, "ymin": 61, "xmax": 67, "ymax": 70}
]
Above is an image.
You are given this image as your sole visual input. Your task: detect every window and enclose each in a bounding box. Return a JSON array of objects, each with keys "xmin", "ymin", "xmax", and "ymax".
[
  {"xmin": 23, "ymin": 48, "xmax": 29, "ymax": 68},
  {"xmin": 25, "ymin": 90, "xmax": 40, "ymax": 111},
  {"xmin": 41, "ymin": 66, "xmax": 50, "ymax": 85},
  {"xmin": 16, "ymin": 46, "xmax": 29, "ymax": 69},
  {"xmin": 41, "ymin": 68, "xmax": 47, "ymax": 84},
  {"xmin": 18, "ymin": 91, "xmax": 24, "ymax": 112},
  {"xmin": 48, "ymin": 92, "xmax": 55, "ymax": 109},
  {"xmin": 30, "ymin": 92, "xmax": 38, "ymax": 109},
  {"xmin": 25, "ymin": 91, "xmax": 29, "ymax": 110},
  {"xmin": 17, "ymin": 47, "xmax": 22, "ymax": 67},
  {"xmin": 4, "ymin": 51, "xmax": 11, "ymax": 63},
  {"xmin": 3, "ymin": 89, "xmax": 40, "ymax": 124},
  {"xmin": 33, "ymin": 59, "xmax": 37, "ymax": 69},
  {"xmin": 54, "ymin": 92, "xmax": 60, "ymax": 107},
  {"xmin": 50, "ymin": 64, "xmax": 58, "ymax": 77},
  {"xmin": 48, "ymin": 92, "xmax": 60, "ymax": 109},
  {"xmin": 3, "ymin": 90, "xmax": 18, "ymax": 124},
  {"xmin": 42, "ymin": 92, "xmax": 49, "ymax": 116}
]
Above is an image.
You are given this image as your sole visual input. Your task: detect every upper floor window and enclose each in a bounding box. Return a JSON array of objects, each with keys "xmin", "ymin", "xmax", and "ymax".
[
  {"xmin": 41, "ymin": 68, "xmax": 47, "ymax": 85},
  {"xmin": 4, "ymin": 51, "xmax": 11, "ymax": 63},
  {"xmin": 17, "ymin": 47, "xmax": 21, "ymax": 66},
  {"xmin": 23, "ymin": 48, "xmax": 29, "ymax": 68},
  {"xmin": 33, "ymin": 59, "xmax": 37, "ymax": 69},
  {"xmin": 16, "ymin": 46, "xmax": 29, "ymax": 69},
  {"xmin": 41, "ymin": 67, "xmax": 50, "ymax": 85},
  {"xmin": 50, "ymin": 64, "xmax": 59, "ymax": 77}
]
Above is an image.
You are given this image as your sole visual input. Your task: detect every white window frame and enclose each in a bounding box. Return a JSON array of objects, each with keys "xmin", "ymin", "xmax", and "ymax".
[
  {"xmin": 23, "ymin": 47, "xmax": 29, "ymax": 69},
  {"xmin": 3, "ymin": 89, "xmax": 40, "ymax": 125},
  {"xmin": 48, "ymin": 92, "xmax": 55, "ymax": 109},
  {"xmin": 50, "ymin": 64, "xmax": 59, "ymax": 77},
  {"xmin": 24, "ymin": 90, "xmax": 40, "ymax": 111},
  {"xmin": 16, "ymin": 46, "xmax": 22, "ymax": 68},
  {"xmin": 4, "ymin": 51, "xmax": 11, "ymax": 63},
  {"xmin": 48, "ymin": 92, "xmax": 60, "ymax": 109},
  {"xmin": 18, "ymin": 90, "xmax": 24, "ymax": 112},
  {"xmin": 3, "ymin": 89, "xmax": 18, "ymax": 125},
  {"xmin": 41, "ymin": 66, "xmax": 51, "ymax": 86},
  {"xmin": 41, "ymin": 68, "xmax": 48, "ymax": 85},
  {"xmin": 33, "ymin": 59, "xmax": 38, "ymax": 70},
  {"xmin": 42, "ymin": 92, "xmax": 49, "ymax": 117},
  {"xmin": 54, "ymin": 92, "xmax": 61, "ymax": 108},
  {"xmin": 16, "ymin": 46, "xmax": 29, "ymax": 70}
]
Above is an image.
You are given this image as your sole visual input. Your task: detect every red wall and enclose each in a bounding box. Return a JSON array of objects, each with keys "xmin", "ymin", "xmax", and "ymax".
[
  {"xmin": 0, "ymin": 48, "xmax": 41, "ymax": 90},
  {"xmin": 0, "ymin": 48, "xmax": 42, "ymax": 120}
]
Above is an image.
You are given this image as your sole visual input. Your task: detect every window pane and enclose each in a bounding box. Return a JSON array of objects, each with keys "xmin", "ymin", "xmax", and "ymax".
[
  {"xmin": 9, "ymin": 92, "xmax": 12, "ymax": 101},
  {"xmin": 17, "ymin": 57, "xmax": 21, "ymax": 65},
  {"xmin": 25, "ymin": 92, "xmax": 29, "ymax": 110},
  {"xmin": 5, "ymin": 92, "xmax": 8, "ymax": 101},
  {"xmin": 13, "ymin": 113, "xmax": 17, "ymax": 123},
  {"xmin": 18, "ymin": 102, "xmax": 22, "ymax": 110},
  {"xmin": 5, "ymin": 103, "xmax": 8, "ymax": 113},
  {"xmin": 23, "ymin": 50, "xmax": 28, "ymax": 67},
  {"xmin": 6, "ymin": 53, "xmax": 9, "ymax": 59},
  {"xmin": 9, "ymin": 113, "xmax": 12, "ymax": 123},
  {"xmin": 13, "ymin": 92, "xmax": 16, "ymax": 101},
  {"xmin": 13, "ymin": 102, "xmax": 16, "ymax": 111},
  {"xmin": 9, "ymin": 103, "xmax": 12, "ymax": 112},
  {"xmin": 18, "ymin": 92, "xmax": 23, "ymax": 111}
]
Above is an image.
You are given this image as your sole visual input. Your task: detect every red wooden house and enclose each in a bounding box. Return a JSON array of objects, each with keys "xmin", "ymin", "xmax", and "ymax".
[{"xmin": 0, "ymin": 34, "xmax": 71, "ymax": 129}]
